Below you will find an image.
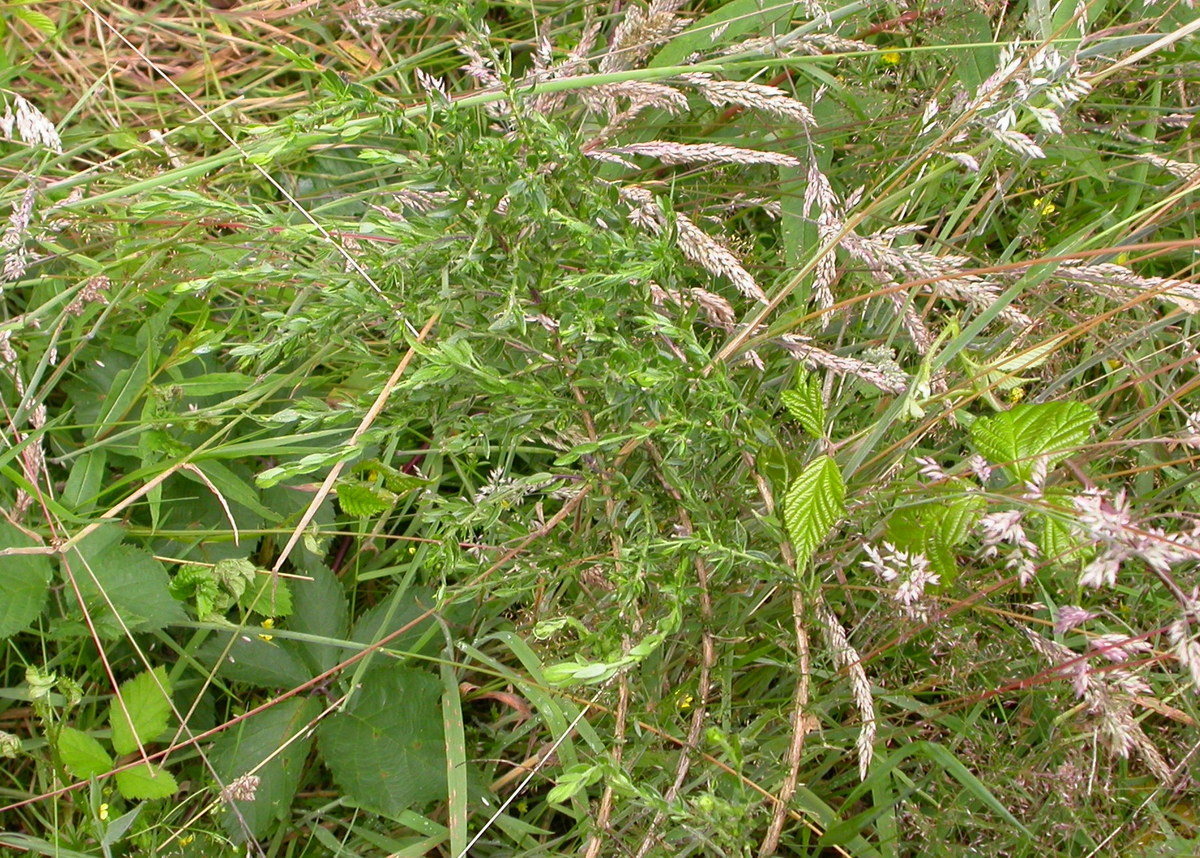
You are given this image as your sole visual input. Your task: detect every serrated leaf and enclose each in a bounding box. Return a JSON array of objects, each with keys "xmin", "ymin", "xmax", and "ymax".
[
  {"xmin": 109, "ymin": 666, "xmax": 173, "ymax": 756},
  {"xmin": 213, "ymin": 558, "xmax": 256, "ymax": 600},
  {"xmin": 210, "ymin": 697, "xmax": 321, "ymax": 841},
  {"xmin": 114, "ymin": 762, "xmax": 177, "ymax": 800},
  {"xmin": 0, "ymin": 521, "xmax": 53, "ymax": 639},
  {"xmin": 350, "ymin": 459, "xmax": 428, "ymax": 494},
  {"xmin": 783, "ymin": 456, "xmax": 845, "ymax": 568},
  {"xmin": 57, "ymin": 727, "xmax": 113, "ymax": 778},
  {"xmin": 317, "ymin": 665, "xmax": 447, "ymax": 815},
  {"xmin": 336, "ymin": 482, "xmax": 395, "ymax": 516},
  {"xmin": 289, "ymin": 562, "xmax": 348, "ymax": 675},
  {"xmin": 937, "ymin": 493, "xmax": 986, "ymax": 547},
  {"xmin": 781, "ymin": 373, "xmax": 826, "ymax": 439},
  {"xmin": 67, "ymin": 526, "xmax": 186, "ymax": 636},
  {"xmin": 970, "ymin": 401, "xmax": 1097, "ymax": 482},
  {"xmin": 170, "ymin": 565, "xmax": 223, "ymax": 620},
  {"xmin": 1039, "ymin": 510, "xmax": 1092, "ymax": 571},
  {"xmin": 198, "ymin": 632, "xmax": 315, "ymax": 689},
  {"xmin": 239, "ymin": 575, "xmax": 293, "ymax": 618},
  {"xmin": 924, "ymin": 527, "xmax": 959, "ymax": 581},
  {"xmin": 12, "ymin": 6, "xmax": 58, "ymax": 36}
]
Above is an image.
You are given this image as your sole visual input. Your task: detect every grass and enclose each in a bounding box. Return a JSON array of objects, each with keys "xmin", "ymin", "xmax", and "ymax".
[{"xmin": 1, "ymin": 1, "xmax": 1199, "ymax": 856}]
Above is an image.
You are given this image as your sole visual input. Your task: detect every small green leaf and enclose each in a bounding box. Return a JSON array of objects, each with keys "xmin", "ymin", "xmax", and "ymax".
[
  {"xmin": 109, "ymin": 666, "xmax": 173, "ymax": 756},
  {"xmin": 213, "ymin": 558, "xmax": 257, "ymax": 601},
  {"xmin": 781, "ymin": 372, "xmax": 826, "ymax": 438},
  {"xmin": 11, "ymin": 6, "xmax": 58, "ymax": 36},
  {"xmin": 57, "ymin": 727, "xmax": 113, "ymax": 778},
  {"xmin": 350, "ymin": 459, "xmax": 428, "ymax": 493},
  {"xmin": 336, "ymin": 482, "xmax": 395, "ymax": 517},
  {"xmin": 783, "ymin": 456, "xmax": 846, "ymax": 568},
  {"xmin": 114, "ymin": 762, "xmax": 177, "ymax": 800}
]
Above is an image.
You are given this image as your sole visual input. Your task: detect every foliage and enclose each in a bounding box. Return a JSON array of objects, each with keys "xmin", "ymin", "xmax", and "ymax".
[{"xmin": 1, "ymin": 1, "xmax": 1198, "ymax": 856}]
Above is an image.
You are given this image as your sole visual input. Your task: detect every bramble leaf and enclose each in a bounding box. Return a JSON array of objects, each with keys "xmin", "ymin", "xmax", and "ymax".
[
  {"xmin": 970, "ymin": 401, "xmax": 1097, "ymax": 482},
  {"xmin": 0, "ymin": 522, "xmax": 52, "ymax": 639},
  {"xmin": 783, "ymin": 455, "xmax": 845, "ymax": 568},
  {"xmin": 68, "ymin": 525, "xmax": 186, "ymax": 636},
  {"xmin": 210, "ymin": 697, "xmax": 321, "ymax": 840},
  {"xmin": 318, "ymin": 666, "xmax": 447, "ymax": 815},
  {"xmin": 781, "ymin": 372, "xmax": 826, "ymax": 439},
  {"xmin": 336, "ymin": 482, "xmax": 395, "ymax": 517},
  {"xmin": 114, "ymin": 763, "xmax": 177, "ymax": 800},
  {"xmin": 109, "ymin": 666, "xmax": 173, "ymax": 756},
  {"xmin": 57, "ymin": 727, "xmax": 113, "ymax": 779}
]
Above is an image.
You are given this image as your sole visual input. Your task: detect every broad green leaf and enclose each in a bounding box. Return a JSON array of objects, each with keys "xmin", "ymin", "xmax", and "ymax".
[
  {"xmin": 970, "ymin": 401, "xmax": 1097, "ymax": 483},
  {"xmin": 351, "ymin": 586, "xmax": 458, "ymax": 658},
  {"xmin": 0, "ymin": 521, "xmax": 52, "ymax": 639},
  {"xmin": 198, "ymin": 632, "xmax": 315, "ymax": 689},
  {"xmin": 318, "ymin": 665, "xmax": 447, "ymax": 815},
  {"xmin": 289, "ymin": 560, "xmax": 349, "ymax": 675},
  {"xmin": 114, "ymin": 762, "xmax": 177, "ymax": 800},
  {"xmin": 109, "ymin": 666, "xmax": 173, "ymax": 756},
  {"xmin": 781, "ymin": 372, "xmax": 826, "ymax": 439},
  {"xmin": 783, "ymin": 455, "xmax": 845, "ymax": 568},
  {"xmin": 239, "ymin": 574, "xmax": 293, "ymax": 618},
  {"xmin": 66, "ymin": 527, "xmax": 187, "ymax": 637},
  {"xmin": 57, "ymin": 727, "xmax": 113, "ymax": 779},
  {"xmin": 937, "ymin": 493, "xmax": 987, "ymax": 547},
  {"xmin": 210, "ymin": 697, "xmax": 321, "ymax": 841}
]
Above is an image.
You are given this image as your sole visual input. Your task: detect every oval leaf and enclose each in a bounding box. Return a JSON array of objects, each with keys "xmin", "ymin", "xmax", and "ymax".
[
  {"xmin": 783, "ymin": 455, "xmax": 846, "ymax": 568},
  {"xmin": 109, "ymin": 666, "xmax": 173, "ymax": 756},
  {"xmin": 115, "ymin": 762, "xmax": 177, "ymax": 800}
]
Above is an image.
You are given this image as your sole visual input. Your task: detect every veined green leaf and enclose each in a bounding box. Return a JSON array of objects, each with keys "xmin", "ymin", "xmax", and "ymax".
[
  {"xmin": 783, "ymin": 455, "xmax": 845, "ymax": 569},
  {"xmin": 108, "ymin": 666, "xmax": 173, "ymax": 756},
  {"xmin": 57, "ymin": 727, "xmax": 113, "ymax": 779},
  {"xmin": 970, "ymin": 401, "xmax": 1097, "ymax": 483},
  {"xmin": 318, "ymin": 665, "xmax": 447, "ymax": 815},
  {"xmin": 114, "ymin": 762, "xmax": 177, "ymax": 800},
  {"xmin": 781, "ymin": 372, "xmax": 826, "ymax": 439},
  {"xmin": 0, "ymin": 521, "xmax": 52, "ymax": 639}
]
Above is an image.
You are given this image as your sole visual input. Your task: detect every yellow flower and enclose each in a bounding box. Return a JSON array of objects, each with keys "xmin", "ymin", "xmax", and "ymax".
[
  {"xmin": 99, "ymin": 803, "xmax": 109, "ymax": 821},
  {"xmin": 881, "ymin": 51, "xmax": 902, "ymax": 65},
  {"xmin": 257, "ymin": 617, "xmax": 275, "ymax": 642},
  {"xmin": 1032, "ymin": 196, "xmax": 1056, "ymax": 216}
]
